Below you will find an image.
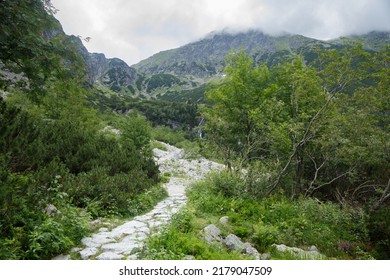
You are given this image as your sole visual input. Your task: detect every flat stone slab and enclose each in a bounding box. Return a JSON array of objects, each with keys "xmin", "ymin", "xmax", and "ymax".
[
  {"xmin": 81, "ymin": 234, "xmax": 115, "ymax": 247},
  {"xmin": 111, "ymin": 220, "xmax": 147, "ymax": 236},
  {"xmin": 52, "ymin": 254, "xmax": 71, "ymax": 260},
  {"xmin": 96, "ymin": 252, "xmax": 123, "ymax": 260},
  {"xmin": 101, "ymin": 240, "xmax": 140, "ymax": 255},
  {"xmin": 79, "ymin": 247, "xmax": 98, "ymax": 260}
]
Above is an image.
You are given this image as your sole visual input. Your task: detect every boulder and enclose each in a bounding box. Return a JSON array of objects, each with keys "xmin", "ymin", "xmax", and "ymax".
[
  {"xmin": 199, "ymin": 224, "xmax": 224, "ymax": 244},
  {"xmin": 224, "ymin": 234, "xmax": 246, "ymax": 252},
  {"xmin": 261, "ymin": 253, "xmax": 271, "ymax": 260},
  {"xmin": 44, "ymin": 204, "xmax": 60, "ymax": 216},
  {"xmin": 243, "ymin": 242, "xmax": 260, "ymax": 260},
  {"xmin": 219, "ymin": 216, "xmax": 229, "ymax": 225},
  {"xmin": 273, "ymin": 244, "xmax": 324, "ymax": 259},
  {"xmin": 307, "ymin": 245, "xmax": 319, "ymax": 252}
]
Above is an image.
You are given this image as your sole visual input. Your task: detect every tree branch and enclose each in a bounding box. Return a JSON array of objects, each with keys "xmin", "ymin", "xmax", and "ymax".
[
  {"xmin": 265, "ymin": 90, "xmax": 336, "ymax": 197},
  {"xmin": 304, "ymin": 155, "xmax": 327, "ymax": 198},
  {"xmin": 307, "ymin": 166, "xmax": 354, "ymax": 195},
  {"xmin": 373, "ymin": 178, "xmax": 390, "ymax": 211}
]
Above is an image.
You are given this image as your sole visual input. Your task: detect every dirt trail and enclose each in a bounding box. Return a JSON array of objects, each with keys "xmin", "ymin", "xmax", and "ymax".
[{"xmin": 54, "ymin": 142, "xmax": 223, "ymax": 260}]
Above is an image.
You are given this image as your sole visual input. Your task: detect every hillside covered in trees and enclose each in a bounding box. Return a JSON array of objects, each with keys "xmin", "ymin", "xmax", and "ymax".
[
  {"xmin": 140, "ymin": 46, "xmax": 389, "ymax": 260},
  {"xmin": 0, "ymin": 0, "xmax": 166, "ymax": 259}
]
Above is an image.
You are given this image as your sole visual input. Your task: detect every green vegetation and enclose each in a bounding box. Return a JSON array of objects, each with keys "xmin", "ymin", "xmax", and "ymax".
[
  {"xmin": 201, "ymin": 47, "xmax": 389, "ymax": 201},
  {"xmin": 1, "ymin": 0, "xmax": 389, "ymax": 260},
  {"xmin": 92, "ymin": 91, "xmax": 199, "ymax": 129},
  {"xmin": 0, "ymin": 0, "xmax": 164, "ymax": 259},
  {"xmin": 141, "ymin": 172, "xmax": 373, "ymax": 259},
  {"xmin": 197, "ymin": 47, "xmax": 389, "ymax": 258},
  {"xmin": 140, "ymin": 207, "xmax": 248, "ymax": 260},
  {"xmin": 146, "ymin": 74, "xmax": 181, "ymax": 91}
]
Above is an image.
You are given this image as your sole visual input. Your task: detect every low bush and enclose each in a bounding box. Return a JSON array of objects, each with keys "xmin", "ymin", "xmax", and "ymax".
[
  {"xmin": 185, "ymin": 173, "xmax": 373, "ymax": 259},
  {"xmin": 0, "ymin": 163, "xmax": 90, "ymax": 259},
  {"xmin": 367, "ymin": 207, "xmax": 390, "ymax": 259},
  {"xmin": 0, "ymin": 97, "xmax": 163, "ymax": 259},
  {"xmin": 140, "ymin": 208, "xmax": 247, "ymax": 260},
  {"xmin": 127, "ymin": 185, "xmax": 168, "ymax": 217},
  {"xmin": 151, "ymin": 125, "xmax": 187, "ymax": 145}
]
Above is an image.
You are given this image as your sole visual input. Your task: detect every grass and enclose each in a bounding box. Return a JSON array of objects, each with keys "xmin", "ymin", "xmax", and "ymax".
[
  {"xmin": 139, "ymin": 208, "xmax": 251, "ymax": 260},
  {"xmin": 150, "ymin": 140, "xmax": 168, "ymax": 151},
  {"xmin": 140, "ymin": 171, "xmax": 375, "ymax": 260}
]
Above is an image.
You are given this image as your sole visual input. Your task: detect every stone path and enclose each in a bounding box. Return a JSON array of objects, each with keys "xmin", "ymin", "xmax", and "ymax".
[{"xmin": 54, "ymin": 142, "xmax": 223, "ymax": 260}]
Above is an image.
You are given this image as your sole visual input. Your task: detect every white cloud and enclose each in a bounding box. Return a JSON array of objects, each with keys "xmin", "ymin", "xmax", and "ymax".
[{"xmin": 51, "ymin": 0, "xmax": 390, "ymax": 65}]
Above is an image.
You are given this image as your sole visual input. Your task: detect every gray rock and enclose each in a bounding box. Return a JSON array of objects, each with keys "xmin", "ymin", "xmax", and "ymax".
[
  {"xmin": 307, "ymin": 245, "xmax": 318, "ymax": 252},
  {"xmin": 98, "ymin": 227, "xmax": 109, "ymax": 233},
  {"xmin": 273, "ymin": 244, "xmax": 324, "ymax": 259},
  {"xmin": 261, "ymin": 253, "xmax": 271, "ymax": 260},
  {"xmin": 96, "ymin": 252, "xmax": 123, "ymax": 260},
  {"xmin": 79, "ymin": 247, "xmax": 98, "ymax": 260},
  {"xmin": 243, "ymin": 242, "xmax": 260, "ymax": 260},
  {"xmin": 224, "ymin": 234, "xmax": 246, "ymax": 251},
  {"xmin": 112, "ymin": 220, "xmax": 147, "ymax": 236},
  {"xmin": 55, "ymin": 141, "xmax": 224, "ymax": 260},
  {"xmin": 126, "ymin": 254, "xmax": 139, "ymax": 260},
  {"xmin": 52, "ymin": 254, "xmax": 71, "ymax": 260},
  {"xmin": 70, "ymin": 247, "xmax": 82, "ymax": 253},
  {"xmin": 101, "ymin": 241, "xmax": 140, "ymax": 255},
  {"xmin": 200, "ymin": 224, "xmax": 224, "ymax": 244},
  {"xmin": 81, "ymin": 234, "xmax": 115, "ymax": 248},
  {"xmin": 122, "ymin": 232, "xmax": 147, "ymax": 243},
  {"xmin": 44, "ymin": 204, "xmax": 60, "ymax": 216},
  {"xmin": 81, "ymin": 237, "xmax": 101, "ymax": 248},
  {"xmin": 89, "ymin": 218, "xmax": 102, "ymax": 227},
  {"xmin": 219, "ymin": 216, "xmax": 229, "ymax": 225},
  {"xmin": 147, "ymin": 220, "xmax": 164, "ymax": 229}
]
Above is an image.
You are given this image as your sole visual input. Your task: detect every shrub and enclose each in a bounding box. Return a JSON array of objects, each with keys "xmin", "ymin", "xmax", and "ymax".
[
  {"xmin": 127, "ymin": 185, "xmax": 168, "ymax": 217},
  {"xmin": 27, "ymin": 218, "xmax": 72, "ymax": 259},
  {"xmin": 141, "ymin": 208, "xmax": 247, "ymax": 260},
  {"xmin": 187, "ymin": 172, "xmax": 373, "ymax": 259},
  {"xmin": 63, "ymin": 167, "xmax": 158, "ymax": 217},
  {"xmin": 251, "ymin": 222, "xmax": 280, "ymax": 252},
  {"xmin": 368, "ymin": 207, "xmax": 390, "ymax": 259},
  {"xmin": 151, "ymin": 125, "xmax": 187, "ymax": 145}
]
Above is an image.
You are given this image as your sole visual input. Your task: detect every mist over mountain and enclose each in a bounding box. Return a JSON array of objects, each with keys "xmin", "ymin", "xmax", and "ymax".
[{"xmin": 1, "ymin": 0, "xmax": 388, "ymax": 102}]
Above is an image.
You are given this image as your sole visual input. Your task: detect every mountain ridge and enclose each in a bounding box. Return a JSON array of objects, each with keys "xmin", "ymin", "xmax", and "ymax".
[
  {"xmin": 123, "ymin": 30, "xmax": 388, "ymax": 101},
  {"xmin": 1, "ymin": 3, "xmax": 388, "ymax": 102}
]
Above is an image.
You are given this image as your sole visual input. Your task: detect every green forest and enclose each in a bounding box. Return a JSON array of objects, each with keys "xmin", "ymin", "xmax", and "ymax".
[
  {"xmin": 0, "ymin": 0, "xmax": 167, "ymax": 259},
  {"xmin": 140, "ymin": 47, "xmax": 389, "ymax": 260},
  {"xmin": 1, "ymin": 0, "xmax": 389, "ymax": 260}
]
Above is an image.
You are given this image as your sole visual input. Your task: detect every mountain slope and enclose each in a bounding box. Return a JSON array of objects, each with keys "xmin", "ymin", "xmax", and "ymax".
[
  {"xmin": 130, "ymin": 30, "xmax": 389, "ymax": 101},
  {"xmin": 1, "ymin": 1, "xmax": 387, "ymax": 102},
  {"xmin": 134, "ymin": 30, "xmax": 390, "ymax": 78},
  {"xmin": 133, "ymin": 30, "xmax": 320, "ymax": 77},
  {"xmin": 129, "ymin": 31, "xmax": 333, "ymax": 101}
]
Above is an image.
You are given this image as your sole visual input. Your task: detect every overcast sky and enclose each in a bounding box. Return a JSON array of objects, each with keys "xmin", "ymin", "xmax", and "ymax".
[{"xmin": 51, "ymin": 0, "xmax": 390, "ymax": 66}]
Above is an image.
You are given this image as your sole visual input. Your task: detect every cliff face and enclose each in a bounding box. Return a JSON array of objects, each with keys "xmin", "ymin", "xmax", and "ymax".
[{"xmin": 68, "ymin": 36, "xmax": 137, "ymax": 91}]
